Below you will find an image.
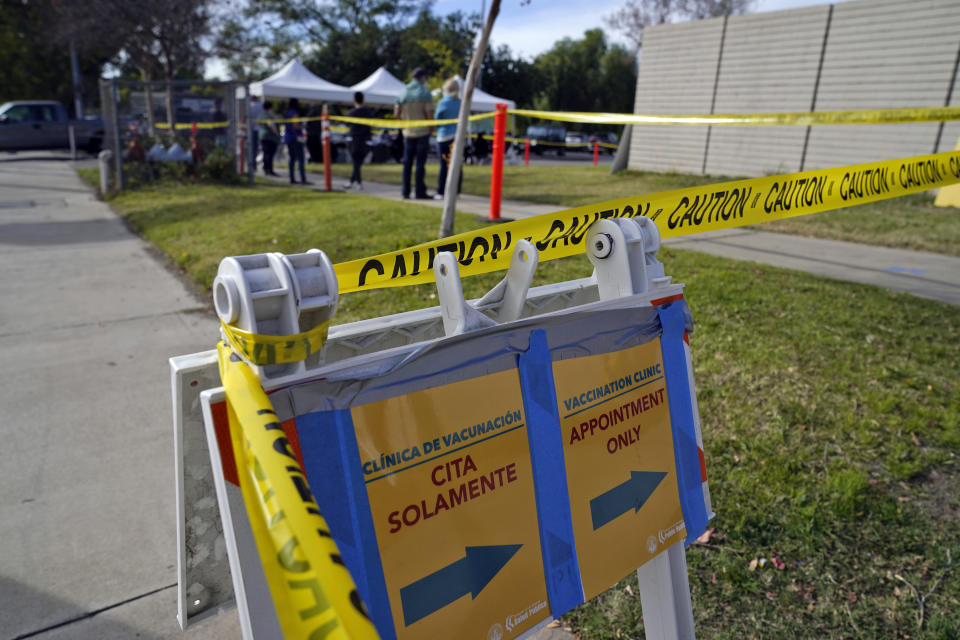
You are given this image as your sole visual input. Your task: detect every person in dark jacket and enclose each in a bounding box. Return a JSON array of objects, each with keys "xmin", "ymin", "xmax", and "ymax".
[
  {"xmin": 259, "ymin": 100, "xmax": 281, "ymax": 176},
  {"xmin": 284, "ymin": 98, "xmax": 309, "ymax": 184},
  {"xmin": 345, "ymin": 91, "xmax": 374, "ymax": 189}
]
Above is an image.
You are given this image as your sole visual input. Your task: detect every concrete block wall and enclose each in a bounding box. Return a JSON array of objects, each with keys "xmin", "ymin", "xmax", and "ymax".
[
  {"xmin": 629, "ymin": 17, "xmax": 725, "ymax": 174},
  {"xmin": 704, "ymin": 5, "xmax": 831, "ymax": 177},
  {"xmin": 803, "ymin": 0, "xmax": 960, "ymax": 169},
  {"xmin": 628, "ymin": 0, "xmax": 960, "ymax": 177},
  {"xmin": 940, "ymin": 66, "xmax": 960, "ymax": 153}
]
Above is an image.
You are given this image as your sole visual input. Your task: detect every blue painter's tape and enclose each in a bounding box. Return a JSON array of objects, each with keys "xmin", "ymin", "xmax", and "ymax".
[
  {"xmin": 656, "ymin": 302, "xmax": 709, "ymax": 546},
  {"xmin": 296, "ymin": 410, "xmax": 396, "ymax": 640},
  {"xmin": 518, "ymin": 329, "xmax": 585, "ymax": 618}
]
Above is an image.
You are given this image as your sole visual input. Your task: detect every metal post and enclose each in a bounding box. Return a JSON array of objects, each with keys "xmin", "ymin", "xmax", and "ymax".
[
  {"xmin": 489, "ymin": 103, "xmax": 507, "ymax": 220},
  {"xmin": 227, "ymin": 88, "xmax": 238, "ymax": 159},
  {"xmin": 70, "ymin": 38, "xmax": 84, "ymax": 118},
  {"xmin": 111, "ymin": 81, "xmax": 124, "ymax": 190},
  {"xmin": 98, "ymin": 150, "xmax": 113, "ymax": 194},
  {"xmin": 68, "ymin": 125, "xmax": 77, "ymax": 159},
  {"xmin": 246, "ymin": 84, "xmax": 255, "ymax": 184},
  {"xmin": 238, "ymin": 114, "xmax": 247, "ymax": 175},
  {"xmin": 593, "ymin": 140, "xmax": 600, "ymax": 166}
]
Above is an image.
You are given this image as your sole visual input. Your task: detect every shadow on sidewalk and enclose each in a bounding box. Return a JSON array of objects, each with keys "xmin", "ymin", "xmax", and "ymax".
[
  {"xmin": 1, "ymin": 576, "xmax": 169, "ymax": 640},
  {"xmin": 0, "ymin": 219, "xmax": 129, "ymax": 247}
]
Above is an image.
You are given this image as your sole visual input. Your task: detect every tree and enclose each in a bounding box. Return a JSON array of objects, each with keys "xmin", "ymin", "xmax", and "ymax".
[
  {"xmin": 111, "ymin": 0, "xmax": 212, "ymax": 132},
  {"xmin": 479, "ymin": 44, "xmax": 537, "ymax": 108},
  {"xmin": 531, "ymin": 29, "xmax": 636, "ymax": 114},
  {"xmin": 604, "ymin": 0, "xmax": 754, "ymax": 52},
  {"xmin": 0, "ymin": 0, "xmax": 120, "ymax": 113},
  {"xmin": 306, "ymin": 8, "xmax": 478, "ymax": 87},
  {"xmin": 213, "ymin": 0, "xmax": 304, "ymax": 81},
  {"xmin": 43, "ymin": 0, "xmax": 211, "ymax": 133},
  {"xmin": 223, "ymin": 1, "xmax": 479, "ymax": 89}
]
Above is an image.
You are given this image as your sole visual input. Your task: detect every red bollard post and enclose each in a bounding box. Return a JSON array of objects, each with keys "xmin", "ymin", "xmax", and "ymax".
[
  {"xmin": 321, "ymin": 104, "xmax": 332, "ymax": 192},
  {"xmin": 489, "ymin": 103, "xmax": 507, "ymax": 220},
  {"xmin": 238, "ymin": 116, "xmax": 247, "ymax": 174},
  {"xmin": 524, "ymin": 138, "xmax": 530, "ymax": 166},
  {"xmin": 593, "ymin": 140, "xmax": 599, "ymax": 166}
]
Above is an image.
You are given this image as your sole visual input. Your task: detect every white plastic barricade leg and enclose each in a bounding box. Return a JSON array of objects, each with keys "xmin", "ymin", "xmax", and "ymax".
[{"xmin": 171, "ymin": 216, "xmax": 713, "ymax": 638}]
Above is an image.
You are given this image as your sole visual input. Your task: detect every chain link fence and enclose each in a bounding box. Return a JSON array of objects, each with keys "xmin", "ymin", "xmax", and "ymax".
[{"xmin": 99, "ymin": 79, "xmax": 254, "ymax": 190}]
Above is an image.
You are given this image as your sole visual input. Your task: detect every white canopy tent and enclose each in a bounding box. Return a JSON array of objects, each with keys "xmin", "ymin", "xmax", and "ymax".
[
  {"xmin": 454, "ymin": 76, "xmax": 516, "ymax": 112},
  {"xmin": 350, "ymin": 66, "xmax": 406, "ymax": 107},
  {"xmin": 249, "ymin": 59, "xmax": 353, "ymax": 102},
  {"xmin": 350, "ymin": 68, "xmax": 517, "ymax": 112}
]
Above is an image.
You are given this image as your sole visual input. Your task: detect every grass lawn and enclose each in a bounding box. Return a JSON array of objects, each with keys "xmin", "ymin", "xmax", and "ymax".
[
  {"xmin": 318, "ymin": 161, "xmax": 960, "ymax": 258},
  {"xmin": 84, "ymin": 171, "xmax": 959, "ymax": 638}
]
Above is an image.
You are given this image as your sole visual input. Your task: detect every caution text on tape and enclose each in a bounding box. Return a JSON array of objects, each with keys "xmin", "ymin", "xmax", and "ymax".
[{"xmin": 333, "ymin": 151, "xmax": 960, "ymax": 293}]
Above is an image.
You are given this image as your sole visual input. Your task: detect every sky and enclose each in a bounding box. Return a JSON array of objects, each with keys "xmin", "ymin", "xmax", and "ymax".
[{"xmin": 433, "ymin": 0, "xmax": 842, "ymax": 59}]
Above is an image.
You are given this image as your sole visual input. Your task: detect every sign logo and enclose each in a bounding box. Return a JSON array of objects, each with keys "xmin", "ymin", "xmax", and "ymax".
[
  {"xmin": 647, "ymin": 535, "xmax": 658, "ymax": 554},
  {"xmin": 658, "ymin": 519, "xmax": 686, "ymax": 545},
  {"xmin": 488, "ymin": 623, "xmax": 504, "ymax": 640},
  {"xmin": 504, "ymin": 599, "xmax": 548, "ymax": 632}
]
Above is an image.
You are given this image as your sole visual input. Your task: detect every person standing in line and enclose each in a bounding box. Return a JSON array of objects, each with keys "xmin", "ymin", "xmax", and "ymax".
[
  {"xmin": 394, "ymin": 67, "xmax": 434, "ymax": 199},
  {"xmin": 284, "ymin": 97, "xmax": 309, "ymax": 185},
  {"xmin": 305, "ymin": 104, "xmax": 323, "ymax": 163},
  {"xmin": 473, "ymin": 131, "xmax": 489, "ymax": 165},
  {"xmin": 248, "ymin": 95, "xmax": 263, "ymax": 170},
  {"xmin": 345, "ymin": 91, "xmax": 374, "ymax": 190},
  {"xmin": 434, "ymin": 77, "xmax": 463, "ymax": 199},
  {"xmin": 259, "ymin": 100, "xmax": 280, "ymax": 176}
]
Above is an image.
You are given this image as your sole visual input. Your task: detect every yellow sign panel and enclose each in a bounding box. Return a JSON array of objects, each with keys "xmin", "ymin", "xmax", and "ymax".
[
  {"xmin": 351, "ymin": 369, "xmax": 550, "ymax": 640},
  {"xmin": 553, "ymin": 339, "xmax": 685, "ymax": 600}
]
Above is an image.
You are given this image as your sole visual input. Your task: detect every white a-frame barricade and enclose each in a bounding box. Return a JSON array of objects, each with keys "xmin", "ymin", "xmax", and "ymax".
[{"xmin": 171, "ymin": 217, "xmax": 713, "ymax": 639}]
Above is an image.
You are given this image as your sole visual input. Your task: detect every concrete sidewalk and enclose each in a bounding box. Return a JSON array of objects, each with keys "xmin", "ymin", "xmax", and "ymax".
[
  {"xmin": 0, "ymin": 154, "xmax": 232, "ymax": 638},
  {"xmin": 311, "ymin": 176, "xmax": 960, "ymax": 307}
]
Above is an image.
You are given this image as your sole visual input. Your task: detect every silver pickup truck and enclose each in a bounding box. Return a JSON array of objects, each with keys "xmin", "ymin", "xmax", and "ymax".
[{"xmin": 0, "ymin": 101, "xmax": 104, "ymax": 153}]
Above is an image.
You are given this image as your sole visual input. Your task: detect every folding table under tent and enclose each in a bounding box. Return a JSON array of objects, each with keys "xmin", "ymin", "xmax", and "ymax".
[
  {"xmin": 249, "ymin": 58, "xmax": 353, "ymax": 103},
  {"xmin": 350, "ymin": 66, "xmax": 407, "ymax": 107}
]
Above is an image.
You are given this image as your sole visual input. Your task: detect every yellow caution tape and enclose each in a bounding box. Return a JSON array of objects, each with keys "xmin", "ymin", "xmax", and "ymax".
[
  {"xmin": 511, "ymin": 106, "xmax": 960, "ymax": 126},
  {"xmin": 333, "ymin": 150, "xmax": 960, "ymax": 293},
  {"xmin": 155, "ymin": 121, "xmax": 230, "ymax": 130},
  {"xmin": 330, "ymin": 112, "xmax": 497, "ymax": 129},
  {"xmin": 217, "ymin": 342, "xmax": 379, "ymax": 640},
  {"xmin": 151, "ymin": 105, "xmax": 960, "ymax": 133},
  {"xmin": 220, "ymin": 319, "xmax": 330, "ymax": 366}
]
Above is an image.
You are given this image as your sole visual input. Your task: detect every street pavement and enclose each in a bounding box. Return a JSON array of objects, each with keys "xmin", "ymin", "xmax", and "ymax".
[{"xmin": 2, "ymin": 151, "xmax": 958, "ymax": 639}]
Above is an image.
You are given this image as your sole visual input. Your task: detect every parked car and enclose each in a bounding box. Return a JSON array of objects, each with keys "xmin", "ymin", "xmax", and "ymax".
[
  {"xmin": 589, "ymin": 131, "xmax": 620, "ymax": 154},
  {"xmin": 0, "ymin": 101, "xmax": 104, "ymax": 153},
  {"xmin": 565, "ymin": 131, "xmax": 589, "ymax": 153},
  {"xmin": 526, "ymin": 125, "xmax": 566, "ymax": 156}
]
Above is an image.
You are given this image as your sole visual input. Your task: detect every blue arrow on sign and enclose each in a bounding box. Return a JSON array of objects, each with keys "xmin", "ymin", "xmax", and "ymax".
[
  {"xmin": 590, "ymin": 471, "xmax": 668, "ymax": 530},
  {"xmin": 400, "ymin": 544, "xmax": 522, "ymax": 626}
]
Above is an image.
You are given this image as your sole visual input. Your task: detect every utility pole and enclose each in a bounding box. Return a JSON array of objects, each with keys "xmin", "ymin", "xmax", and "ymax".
[
  {"xmin": 477, "ymin": 0, "xmax": 486, "ymax": 90},
  {"xmin": 69, "ymin": 38, "xmax": 84, "ymax": 117}
]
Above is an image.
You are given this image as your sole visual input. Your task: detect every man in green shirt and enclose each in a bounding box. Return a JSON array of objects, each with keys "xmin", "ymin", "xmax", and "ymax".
[{"xmin": 394, "ymin": 67, "xmax": 434, "ymax": 199}]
